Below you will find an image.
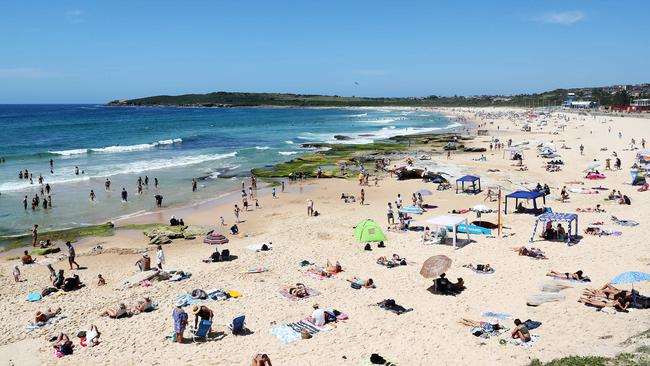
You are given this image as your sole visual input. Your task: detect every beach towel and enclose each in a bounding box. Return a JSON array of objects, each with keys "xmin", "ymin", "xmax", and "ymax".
[
  {"xmin": 278, "ymin": 287, "xmax": 320, "ymax": 301},
  {"xmin": 286, "ymin": 319, "xmax": 329, "ymax": 335},
  {"xmin": 175, "ymin": 289, "xmax": 230, "ymax": 306},
  {"xmin": 168, "ymin": 271, "xmax": 192, "ymax": 282},
  {"xmin": 481, "ymin": 312, "xmax": 511, "ymax": 320},
  {"xmin": 26, "ymin": 315, "xmax": 66, "ymax": 332},
  {"xmin": 303, "ymin": 270, "xmax": 331, "ymax": 280},
  {"xmin": 470, "ymin": 325, "xmax": 510, "ymax": 339},
  {"xmin": 26, "ymin": 292, "xmax": 42, "ymax": 302},
  {"xmin": 240, "ymin": 267, "xmax": 269, "ymax": 274},
  {"xmin": 549, "ymin": 276, "xmax": 591, "ymax": 284},
  {"xmin": 271, "ymin": 325, "xmax": 302, "ymax": 345},
  {"xmin": 507, "ymin": 334, "xmax": 540, "ymax": 347},
  {"xmin": 378, "ymin": 300, "xmax": 413, "ymax": 315},
  {"xmin": 246, "ymin": 243, "xmax": 273, "ymax": 252},
  {"xmin": 470, "ymin": 267, "xmax": 495, "ymax": 275}
]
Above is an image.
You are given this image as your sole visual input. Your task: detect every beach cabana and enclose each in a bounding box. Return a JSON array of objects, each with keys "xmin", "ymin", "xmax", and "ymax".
[
  {"xmin": 504, "ymin": 190, "xmax": 545, "ymax": 214},
  {"xmin": 503, "ymin": 147, "xmax": 524, "ymax": 160},
  {"xmin": 530, "ymin": 212, "xmax": 578, "ymax": 244},
  {"xmin": 425, "ymin": 215, "xmax": 470, "ymax": 249},
  {"xmin": 455, "ymin": 175, "xmax": 481, "ymax": 194}
]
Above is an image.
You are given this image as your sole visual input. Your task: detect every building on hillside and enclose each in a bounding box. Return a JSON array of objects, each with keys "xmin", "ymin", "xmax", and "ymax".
[
  {"xmin": 630, "ymin": 99, "xmax": 650, "ymax": 112},
  {"xmin": 563, "ymin": 93, "xmax": 598, "ymax": 109}
]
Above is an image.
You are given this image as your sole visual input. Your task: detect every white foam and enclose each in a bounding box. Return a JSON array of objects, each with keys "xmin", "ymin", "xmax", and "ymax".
[
  {"xmin": 346, "ymin": 112, "xmax": 368, "ymax": 117},
  {"xmin": 255, "ymin": 146, "xmax": 270, "ymax": 150},
  {"xmin": 50, "ymin": 138, "xmax": 183, "ymax": 156},
  {"xmin": 285, "ymin": 140, "xmax": 294, "ymax": 144},
  {"xmin": 279, "ymin": 151, "xmax": 300, "ymax": 156}
]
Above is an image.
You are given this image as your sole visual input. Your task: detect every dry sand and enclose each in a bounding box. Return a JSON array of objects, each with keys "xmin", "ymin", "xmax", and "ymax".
[{"xmin": 1, "ymin": 107, "xmax": 649, "ymax": 366}]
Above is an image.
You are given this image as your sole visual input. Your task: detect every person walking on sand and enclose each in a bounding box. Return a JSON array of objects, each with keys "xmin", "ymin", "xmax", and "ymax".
[
  {"xmin": 156, "ymin": 245, "xmax": 165, "ymax": 270},
  {"xmin": 360, "ymin": 189, "xmax": 365, "ymax": 205},
  {"xmin": 66, "ymin": 242, "xmax": 80, "ymax": 270},
  {"xmin": 447, "ymin": 151, "xmax": 451, "ymax": 160},
  {"xmin": 281, "ymin": 181, "xmax": 285, "ymax": 193},
  {"xmin": 579, "ymin": 144, "xmax": 584, "ymax": 155},
  {"xmin": 307, "ymin": 199, "xmax": 314, "ymax": 216},
  {"xmin": 234, "ymin": 204, "xmax": 241, "ymax": 223},
  {"xmin": 387, "ymin": 202, "xmax": 395, "ymax": 225},
  {"xmin": 32, "ymin": 224, "xmax": 38, "ymax": 247},
  {"xmin": 272, "ymin": 187, "xmax": 276, "ymax": 198}
]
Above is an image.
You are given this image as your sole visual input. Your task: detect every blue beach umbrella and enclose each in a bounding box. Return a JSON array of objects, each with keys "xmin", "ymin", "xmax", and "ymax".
[
  {"xmin": 416, "ymin": 189, "xmax": 433, "ymax": 196},
  {"xmin": 609, "ymin": 271, "xmax": 650, "ymax": 285}
]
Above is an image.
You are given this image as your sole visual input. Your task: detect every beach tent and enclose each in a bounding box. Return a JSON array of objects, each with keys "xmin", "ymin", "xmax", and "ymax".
[
  {"xmin": 354, "ymin": 219, "xmax": 386, "ymax": 242},
  {"xmin": 637, "ymin": 150, "xmax": 650, "ymax": 167},
  {"xmin": 504, "ymin": 190, "xmax": 545, "ymax": 214},
  {"xmin": 530, "ymin": 212, "xmax": 578, "ymax": 244},
  {"xmin": 630, "ymin": 170, "xmax": 647, "ymax": 186},
  {"xmin": 455, "ymin": 175, "xmax": 481, "ymax": 194},
  {"xmin": 425, "ymin": 215, "xmax": 470, "ymax": 249},
  {"xmin": 503, "ymin": 147, "xmax": 524, "ymax": 160}
]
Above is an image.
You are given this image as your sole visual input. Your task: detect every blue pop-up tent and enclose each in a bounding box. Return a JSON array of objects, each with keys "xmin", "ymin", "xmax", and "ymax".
[
  {"xmin": 455, "ymin": 175, "xmax": 481, "ymax": 194},
  {"xmin": 504, "ymin": 190, "xmax": 545, "ymax": 214},
  {"xmin": 530, "ymin": 212, "xmax": 578, "ymax": 244}
]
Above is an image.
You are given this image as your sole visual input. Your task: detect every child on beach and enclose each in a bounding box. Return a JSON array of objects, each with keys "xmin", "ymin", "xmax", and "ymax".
[{"xmin": 13, "ymin": 265, "xmax": 21, "ymax": 282}]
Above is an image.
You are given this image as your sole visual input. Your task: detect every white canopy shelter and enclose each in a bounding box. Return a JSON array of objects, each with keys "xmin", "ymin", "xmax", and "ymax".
[{"xmin": 425, "ymin": 215, "xmax": 470, "ymax": 249}]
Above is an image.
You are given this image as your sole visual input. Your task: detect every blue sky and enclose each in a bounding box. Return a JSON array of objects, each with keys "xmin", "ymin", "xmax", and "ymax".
[{"xmin": 1, "ymin": 1, "xmax": 649, "ymax": 103}]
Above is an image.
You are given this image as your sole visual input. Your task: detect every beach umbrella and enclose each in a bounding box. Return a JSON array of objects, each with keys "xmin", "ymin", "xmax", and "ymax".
[
  {"xmin": 204, "ymin": 233, "xmax": 229, "ymax": 245},
  {"xmin": 419, "ymin": 255, "xmax": 452, "ymax": 278},
  {"xmin": 471, "ymin": 204, "xmax": 491, "ymax": 213},
  {"xmin": 416, "ymin": 189, "xmax": 433, "ymax": 196},
  {"xmin": 609, "ymin": 271, "xmax": 650, "ymax": 285},
  {"xmin": 354, "ymin": 219, "xmax": 386, "ymax": 242},
  {"xmin": 586, "ymin": 162, "xmax": 600, "ymax": 171}
]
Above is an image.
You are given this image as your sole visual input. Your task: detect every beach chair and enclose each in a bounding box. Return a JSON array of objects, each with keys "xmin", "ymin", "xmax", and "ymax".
[
  {"xmin": 191, "ymin": 319, "xmax": 212, "ymax": 341},
  {"xmin": 228, "ymin": 315, "xmax": 246, "ymax": 335}
]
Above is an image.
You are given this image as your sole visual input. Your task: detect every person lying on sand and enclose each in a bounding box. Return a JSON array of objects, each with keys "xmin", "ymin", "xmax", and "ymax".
[
  {"xmin": 547, "ymin": 270, "xmax": 590, "ymax": 282},
  {"xmin": 287, "ymin": 283, "xmax": 308, "ymax": 298},
  {"xmin": 129, "ymin": 297, "xmax": 155, "ymax": 314},
  {"xmin": 325, "ymin": 260, "xmax": 343, "ymax": 274},
  {"xmin": 252, "ymin": 353, "xmax": 272, "ymax": 366},
  {"xmin": 583, "ymin": 284, "xmax": 631, "ymax": 300},
  {"xmin": 347, "ymin": 277, "xmax": 375, "ymax": 288},
  {"xmin": 84, "ymin": 325, "xmax": 100, "ymax": 347},
  {"xmin": 459, "ymin": 318, "xmax": 502, "ymax": 331},
  {"xmin": 515, "ymin": 247, "xmax": 548, "ymax": 259},
  {"xmin": 35, "ymin": 307, "xmax": 61, "ymax": 323},
  {"xmin": 306, "ymin": 267, "xmax": 332, "ymax": 278},
  {"xmin": 52, "ymin": 333, "xmax": 74, "ymax": 356},
  {"xmin": 99, "ymin": 303, "xmax": 128, "ymax": 318},
  {"xmin": 579, "ymin": 293, "xmax": 630, "ymax": 312},
  {"xmin": 511, "ymin": 319, "xmax": 531, "ymax": 343},
  {"xmin": 191, "ymin": 289, "xmax": 208, "ymax": 300},
  {"xmin": 463, "ymin": 264, "xmax": 492, "ymax": 273},
  {"xmin": 377, "ymin": 254, "xmax": 406, "ymax": 267}
]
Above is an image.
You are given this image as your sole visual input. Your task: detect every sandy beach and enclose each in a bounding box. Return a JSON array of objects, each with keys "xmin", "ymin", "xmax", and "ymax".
[{"xmin": 2, "ymin": 107, "xmax": 649, "ymax": 366}]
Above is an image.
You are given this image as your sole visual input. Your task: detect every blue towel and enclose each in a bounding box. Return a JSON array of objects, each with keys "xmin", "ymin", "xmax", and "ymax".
[
  {"xmin": 481, "ymin": 311, "xmax": 511, "ymax": 320},
  {"xmin": 271, "ymin": 325, "xmax": 301, "ymax": 344},
  {"xmin": 26, "ymin": 292, "xmax": 42, "ymax": 302}
]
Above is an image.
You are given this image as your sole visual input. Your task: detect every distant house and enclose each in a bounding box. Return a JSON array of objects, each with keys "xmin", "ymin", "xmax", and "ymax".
[
  {"xmin": 630, "ymin": 99, "xmax": 650, "ymax": 112},
  {"xmin": 563, "ymin": 93, "xmax": 597, "ymax": 109}
]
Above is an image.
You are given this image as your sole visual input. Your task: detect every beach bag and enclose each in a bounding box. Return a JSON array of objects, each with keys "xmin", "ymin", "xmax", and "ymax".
[
  {"xmin": 364, "ymin": 244, "xmax": 372, "ymax": 251},
  {"xmin": 261, "ymin": 244, "xmax": 269, "ymax": 251},
  {"xmin": 351, "ymin": 283, "xmax": 362, "ymax": 289},
  {"xmin": 221, "ymin": 249, "xmax": 230, "ymax": 260},
  {"xmin": 370, "ymin": 354, "xmax": 386, "ymax": 364}
]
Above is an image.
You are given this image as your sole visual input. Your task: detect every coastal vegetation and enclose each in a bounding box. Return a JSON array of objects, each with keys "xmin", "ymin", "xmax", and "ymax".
[
  {"xmin": 0, "ymin": 223, "xmax": 115, "ymax": 252},
  {"xmin": 107, "ymin": 84, "xmax": 650, "ymax": 108}
]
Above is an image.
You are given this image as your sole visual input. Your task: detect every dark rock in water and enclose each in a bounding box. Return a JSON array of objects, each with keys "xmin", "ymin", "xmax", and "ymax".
[
  {"xmin": 358, "ymin": 134, "xmax": 375, "ymax": 137},
  {"xmin": 464, "ymin": 147, "xmax": 487, "ymax": 152},
  {"xmin": 394, "ymin": 167, "xmax": 448, "ymax": 182},
  {"xmin": 334, "ymin": 135, "xmax": 352, "ymax": 141}
]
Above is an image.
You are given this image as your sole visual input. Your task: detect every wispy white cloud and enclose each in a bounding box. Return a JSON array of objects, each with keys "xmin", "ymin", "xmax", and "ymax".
[
  {"xmin": 65, "ymin": 9, "xmax": 85, "ymax": 23},
  {"xmin": 0, "ymin": 67, "xmax": 62, "ymax": 79},
  {"xmin": 537, "ymin": 11, "xmax": 585, "ymax": 25}
]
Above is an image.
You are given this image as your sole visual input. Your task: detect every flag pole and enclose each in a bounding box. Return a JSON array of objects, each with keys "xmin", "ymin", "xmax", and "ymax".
[{"xmin": 497, "ymin": 187, "xmax": 502, "ymax": 238}]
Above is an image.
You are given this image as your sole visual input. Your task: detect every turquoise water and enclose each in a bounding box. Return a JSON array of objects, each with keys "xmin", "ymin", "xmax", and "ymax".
[{"xmin": 0, "ymin": 105, "xmax": 458, "ymax": 235}]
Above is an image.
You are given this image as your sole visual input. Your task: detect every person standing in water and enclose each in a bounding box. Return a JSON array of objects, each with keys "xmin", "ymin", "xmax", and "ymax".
[
  {"xmin": 32, "ymin": 225, "xmax": 38, "ymax": 247},
  {"xmin": 154, "ymin": 177, "xmax": 159, "ymax": 189},
  {"xmin": 192, "ymin": 179, "xmax": 197, "ymax": 192},
  {"xmin": 75, "ymin": 166, "xmax": 79, "ymax": 175},
  {"xmin": 89, "ymin": 190, "xmax": 96, "ymax": 201},
  {"xmin": 49, "ymin": 159, "xmax": 54, "ymax": 169},
  {"xmin": 22, "ymin": 195, "xmax": 28, "ymax": 210},
  {"xmin": 121, "ymin": 188, "xmax": 128, "ymax": 202},
  {"xmin": 105, "ymin": 178, "xmax": 111, "ymax": 191}
]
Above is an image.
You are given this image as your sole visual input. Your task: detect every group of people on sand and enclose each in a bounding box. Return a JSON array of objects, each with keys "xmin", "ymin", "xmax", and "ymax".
[{"xmin": 100, "ymin": 297, "xmax": 156, "ymax": 318}]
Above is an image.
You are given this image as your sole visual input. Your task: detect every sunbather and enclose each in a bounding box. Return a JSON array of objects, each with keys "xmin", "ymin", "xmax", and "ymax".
[
  {"xmin": 347, "ymin": 277, "xmax": 375, "ymax": 288},
  {"xmin": 579, "ymin": 293, "xmax": 630, "ymax": 312},
  {"xmin": 459, "ymin": 318, "xmax": 502, "ymax": 331},
  {"xmin": 99, "ymin": 303, "xmax": 128, "ymax": 318},
  {"xmin": 52, "ymin": 333, "xmax": 74, "ymax": 355},
  {"xmin": 463, "ymin": 263, "xmax": 492, "ymax": 273},
  {"xmin": 583, "ymin": 284, "xmax": 630, "ymax": 300},
  {"xmin": 325, "ymin": 260, "xmax": 343, "ymax": 273},
  {"xmin": 287, "ymin": 283, "xmax": 308, "ymax": 298},
  {"xmin": 306, "ymin": 267, "xmax": 332, "ymax": 278},
  {"xmin": 35, "ymin": 307, "xmax": 61, "ymax": 323},
  {"xmin": 190, "ymin": 289, "xmax": 208, "ymax": 300},
  {"xmin": 129, "ymin": 297, "xmax": 155, "ymax": 314},
  {"xmin": 21, "ymin": 250, "xmax": 33, "ymax": 265},
  {"xmin": 511, "ymin": 319, "xmax": 531, "ymax": 343},
  {"xmin": 516, "ymin": 246, "xmax": 548, "ymax": 259},
  {"xmin": 547, "ymin": 270, "xmax": 589, "ymax": 282},
  {"xmin": 62, "ymin": 274, "xmax": 83, "ymax": 292},
  {"xmin": 252, "ymin": 353, "xmax": 272, "ymax": 366},
  {"xmin": 84, "ymin": 325, "xmax": 100, "ymax": 347},
  {"xmin": 377, "ymin": 254, "xmax": 406, "ymax": 267}
]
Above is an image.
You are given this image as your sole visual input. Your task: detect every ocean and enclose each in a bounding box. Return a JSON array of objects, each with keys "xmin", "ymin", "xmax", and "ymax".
[{"xmin": 0, "ymin": 105, "xmax": 459, "ymax": 236}]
